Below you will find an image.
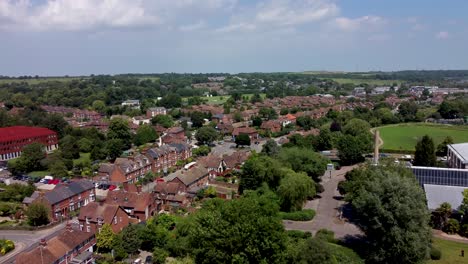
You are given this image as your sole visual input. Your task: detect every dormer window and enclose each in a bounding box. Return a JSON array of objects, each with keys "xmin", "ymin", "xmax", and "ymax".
[{"xmin": 86, "ymin": 217, "xmax": 90, "ymax": 224}]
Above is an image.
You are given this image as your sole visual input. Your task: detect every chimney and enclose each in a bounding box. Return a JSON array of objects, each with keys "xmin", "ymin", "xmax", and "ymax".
[
  {"xmin": 39, "ymin": 238, "xmax": 47, "ymax": 247},
  {"xmin": 122, "ymin": 182, "xmax": 129, "ymax": 192}
]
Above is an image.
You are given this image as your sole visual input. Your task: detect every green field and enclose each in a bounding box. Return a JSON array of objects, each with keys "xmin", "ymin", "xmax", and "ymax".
[
  {"xmin": 73, "ymin": 152, "xmax": 91, "ymax": 166},
  {"xmin": 378, "ymin": 123, "xmax": 468, "ymax": 151},
  {"xmin": 430, "ymin": 238, "xmax": 468, "ymax": 264},
  {"xmin": 185, "ymin": 93, "xmax": 266, "ymax": 105},
  {"xmin": 330, "ymin": 78, "xmax": 401, "ymax": 86},
  {"xmin": 0, "ymin": 77, "xmax": 81, "ymax": 84}
]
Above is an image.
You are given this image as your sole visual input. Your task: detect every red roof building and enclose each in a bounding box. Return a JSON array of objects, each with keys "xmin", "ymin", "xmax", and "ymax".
[{"xmin": 0, "ymin": 126, "xmax": 58, "ymax": 161}]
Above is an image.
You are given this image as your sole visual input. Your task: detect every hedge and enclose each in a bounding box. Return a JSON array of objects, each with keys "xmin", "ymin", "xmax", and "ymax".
[
  {"xmin": 430, "ymin": 246, "xmax": 442, "ymax": 260},
  {"xmin": 0, "ymin": 239, "xmax": 15, "ymax": 256},
  {"xmin": 280, "ymin": 209, "xmax": 316, "ymax": 221},
  {"xmin": 328, "ymin": 243, "xmax": 364, "ymax": 264}
]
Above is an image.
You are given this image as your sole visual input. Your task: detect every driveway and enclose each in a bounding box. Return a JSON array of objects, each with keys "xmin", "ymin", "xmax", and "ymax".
[
  {"xmin": 284, "ymin": 166, "xmax": 362, "ymax": 239},
  {"xmin": 0, "ymin": 221, "xmax": 69, "ymax": 264}
]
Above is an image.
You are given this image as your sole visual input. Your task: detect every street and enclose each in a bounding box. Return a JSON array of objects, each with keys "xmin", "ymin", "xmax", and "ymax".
[
  {"xmin": 0, "ymin": 221, "xmax": 69, "ymax": 264},
  {"xmin": 283, "ymin": 165, "xmax": 362, "ymax": 238}
]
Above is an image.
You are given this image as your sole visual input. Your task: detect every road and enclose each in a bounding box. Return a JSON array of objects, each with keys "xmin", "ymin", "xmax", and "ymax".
[
  {"xmin": 284, "ymin": 165, "xmax": 362, "ymax": 238},
  {"xmin": 0, "ymin": 221, "xmax": 69, "ymax": 264}
]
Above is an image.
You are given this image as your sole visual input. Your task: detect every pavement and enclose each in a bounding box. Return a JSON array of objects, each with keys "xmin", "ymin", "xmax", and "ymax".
[
  {"xmin": 0, "ymin": 220, "xmax": 70, "ymax": 264},
  {"xmin": 284, "ymin": 165, "xmax": 362, "ymax": 239}
]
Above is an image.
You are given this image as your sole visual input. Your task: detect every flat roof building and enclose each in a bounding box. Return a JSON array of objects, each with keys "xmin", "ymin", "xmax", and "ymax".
[
  {"xmin": 424, "ymin": 184, "xmax": 468, "ymax": 211},
  {"xmin": 448, "ymin": 143, "xmax": 468, "ymax": 169},
  {"xmin": 0, "ymin": 126, "xmax": 58, "ymax": 161}
]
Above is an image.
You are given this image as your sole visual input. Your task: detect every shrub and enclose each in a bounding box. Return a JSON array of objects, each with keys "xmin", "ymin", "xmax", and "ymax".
[
  {"xmin": 286, "ymin": 230, "xmax": 312, "ymax": 239},
  {"xmin": 279, "ymin": 209, "xmax": 316, "ymax": 221},
  {"xmin": 0, "ymin": 239, "xmax": 15, "ymax": 256},
  {"xmin": 328, "ymin": 243, "xmax": 364, "ymax": 264},
  {"xmin": 443, "ymin": 218, "xmax": 460, "ymax": 234},
  {"xmin": 460, "ymin": 224, "xmax": 468, "ymax": 238},
  {"xmin": 430, "ymin": 246, "xmax": 442, "ymax": 260},
  {"xmin": 315, "ymin": 229, "xmax": 337, "ymax": 243}
]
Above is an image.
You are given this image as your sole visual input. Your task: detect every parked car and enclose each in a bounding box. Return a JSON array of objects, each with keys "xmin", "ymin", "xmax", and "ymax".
[
  {"xmin": 108, "ymin": 185, "xmax": 117, "ymax": 191},
  {"xmin": 145, "ymin": 256, "xmax": 153, "ymax": 264}
]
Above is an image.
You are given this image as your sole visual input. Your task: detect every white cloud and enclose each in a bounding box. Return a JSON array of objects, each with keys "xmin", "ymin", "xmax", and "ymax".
[
  {"xmin": 435, "ymin": 31, "xmax": 449, "ymax": 39},
  {"xmin": 179, "ymin": 21, "xmax": 206, "ymax": 31},
  {"xmin": 333, "ymin": 15, "xmax": 386, "ymax": 32},
  {"xmin": 0, "ymin": 0, "xmax": 236, "ymax": 31}
]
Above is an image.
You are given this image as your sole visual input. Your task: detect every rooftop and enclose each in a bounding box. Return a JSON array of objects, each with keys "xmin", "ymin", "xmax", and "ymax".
[
  {"xmin": 424, "ymin": 184, "xmax": 468, "ymax": 210},
  {"xmin": 448, "ymin": 143, "xmax": 468, "ymax": 164},
  {"xmin": 0, "ymin": 126, "xmax": 57, "ymax": 142}
]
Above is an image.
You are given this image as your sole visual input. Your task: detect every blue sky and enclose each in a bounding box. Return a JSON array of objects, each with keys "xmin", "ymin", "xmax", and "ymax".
[{"xmin": 0, "ymin": 0, "xmax": 467, "ymax": 76}]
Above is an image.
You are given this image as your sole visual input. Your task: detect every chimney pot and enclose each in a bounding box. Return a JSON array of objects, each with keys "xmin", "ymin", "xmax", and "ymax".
[{"xmin": 39, "ymin": 238, "xmax": 47, "ymax": 247}]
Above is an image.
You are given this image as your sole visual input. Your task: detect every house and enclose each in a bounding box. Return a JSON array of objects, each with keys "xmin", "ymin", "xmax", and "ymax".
[
  {"xmin": 161, "ymin": 127, "xmax": 186, "ymax": 145},
  {"xmin": 154, "ymin": 181, "xmax": 189, "ymax": 211},
  {"xmin": 353, "ymin": 87, "xmax": 366, "ymax": 97},
  {"xmin": 100, "ymin": 154, "xmax": 153, "ymax": 184},
  {"xmin": 15, "ymin": 223, "xmax": 95, "ymax": 264},
  {"xmin": 169, "ymin": 165, "xmax": 210, "ymax": 190},
  {"xmin": 232, "ymin": 127, "xmax": 259, "ymax": 140},
  {"xmin": 121, "ymin": 100, "xmax": 140, "ymax": 108},
  {"xmin": 147, "ymin": 107, "xmax": 167, "ymax": 118},
  {"xmin": 146, "ymin": 143, "xmax": 192, "ymax": 173},
  {"xmin": 28, "ymin": 181, "xmax": 95, "ymax": 221},
  {"xmin": 78, "ymin": 202, "xmax": 131, "ymax": 234},
  {"xmin": 105, "ymin": 190, "xmax": 156, "ymax": 221},
  {"xmin": 216, "ymin": 122, "xmax": 234, "ymax": 135},
  {"xmin": 261, "ymin": 120, "xmax": 282, "ymax": 133},
  {"xmin": 132, "ymin": 116, "xmax": 151, "ymax": 126},
  {"xmin": 0, "ymin": 126, "xmax": 58, "ymax": 161}
]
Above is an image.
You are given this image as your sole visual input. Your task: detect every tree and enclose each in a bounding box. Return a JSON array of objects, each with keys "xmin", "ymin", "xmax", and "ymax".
[
  {"xmin": 77, "ymin": 138, "xmax": 93, "ymax": 153},
  {"xmin": 337, "ymin": 134, "xmax": 368, "ymax": 165},
  {"xmin": 134, "ymin": 125, "xmax": 157, "ymax": 146},
  {"xmin": 398, "ymin": 101, "xmax": 419, "ymax": 122},
  {"xmin": 239, "ymin": 155, "xmax": 285, "ymax": 192},
  {"xmin": 259, "ymin": 107, "xmax": 278, "ymax": 120},
  {"xmin": 42, "ymin": 114, "xmax": 69, "ymax": 137},
  {"xmin": 414, "ymin": 135, "xmax": 436, "ymax": 166},
  {"xmin": 296, "ymin": 116, "xmax": 315, "ymax": 130},
  {"xmin": 90, "ymin": 146, "xmax": 107, "ymax": 161},
  {"xmin": 235, "ymin": 133, "xmax": 251, "ymax": 147},
  {"xmin": 459, "ymin": 189, "xmax": 468, "ymax": 218},
  {"xmin": 342, "ymin": 118, "xmax": 371, "ymax": 137},
  {"xmin": 120, "ymin": 224, "xmax": 142, "ymax": 255},
  {"xmin": 151, "ymin": 115, "xmax": 174, "ymax": 128},
  {"xmin": 314, "ymin": 129, "xmax": 333, "ymax": 151},
  {"xmin": 280, "ymin": 108, "xmax": 289, "ymax": 115},
  {"xmin": 277, "ymin": 147, "xmax": 329, "ymax": 183},
  {"xmin": 233, "ymin": 112, "xmax": 243, "ymax": 122},
  {"xmin": 190, "ymin": 111, "xmax": 205, "ymax": 128},
  {"xmin": 105, "ymin": 139, "xmax": 124, "ymax": 161},
  {"xmin": 277, "ymin": 171, "xmax": 315, "ymax": 212},
  {"xmin": 436, "ymin": 136, "xmax": 454, "ymax": 156},
  {"xmin": 60, "ymin": 135, "xmax": 80, "ymax": 160},
  {"xmin": 159, "ymin": 93, "xmax": 182, "ymax": 108},
  {"xmin": 107, "ymin": 118, "xmax": 132, "ymax": 148},
  {"xmin": 347, "ymin": 167, "xmax": 431, "ymax": 263},
  {"xmin": 96, "ymin": 224, "xmax": 116, "ymax": 252},
  {"xmin": 153, "ymin": 248, "xmax": 170, "ymax": 264},
  {"xmin": 11, "ymin": 142, "xmax": 46, "ymax": 173},
  {"xmin": 431, "ymin": 202, "xmax": 452, "ymax": 229},
  {"xmin": 195, "ymin": 126, "xmax": 218, "ymax": 145},
  {"xmin": 92, "ymin": 100, "xmax": 106, "ymax": 112},
  {"xmin": 49, "ymin": 161, "xmax": 68, "ymax": 178},
  {"xmin": 187, "ymin": 194, "xmax": 287, "ymax": 264},
  {"xmin": 26, "ymin": 203, "xmax": 50, "ymax": 226},
  {"xmin": 252, "ymin": 115, "xmax": 262, "ymax": 127},
  {"xmin": 192, "ymin": 145, "xmax": 211, "ymax": 157},
  {"xmin": 295, "ymin": 238, "xmax": 336, "ymax": 264},
  {"xmin": 262, "ymin": 139, "xmax": 280, "ymax": 156}
]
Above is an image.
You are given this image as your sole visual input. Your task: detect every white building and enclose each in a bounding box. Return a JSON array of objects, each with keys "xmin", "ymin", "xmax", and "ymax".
[{"xmin": 447, "ymin": 143, "xmax": 468, "ymax": 169}]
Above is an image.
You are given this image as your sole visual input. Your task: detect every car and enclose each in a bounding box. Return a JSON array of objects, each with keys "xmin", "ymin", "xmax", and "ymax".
[
  {"xmin": 94, "ymin": 182, "xmax": 100, "ymax": 188},
  {"xmin": 97, "ymin": 184, "xmax": 104, "ymax": 189},
  {"xmin": 108, "ymin": 185, "xmax": 117, "ymax": 191},
  {"xmin": 145, "ymin": 256, "xmax": 153, "ymax": 264}
]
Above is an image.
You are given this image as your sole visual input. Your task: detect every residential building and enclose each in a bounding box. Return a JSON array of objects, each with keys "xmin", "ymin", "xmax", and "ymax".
[
  {"xmin": 146, "ymin": 143, "xmax": 192, "ymax": 173},
  {"xmin": 99, "ymin": 154, "xmax": 153, "ymax": 184},
  {"xmin": 16, "ymin": 223, "xmax": 95, "ymax": 264},
  {"xmin": 121, "ymin": 100, "xmax": 140, "ymax": 108},
  {"xmin": 0, "ymin": 126, "xmax": 58, "ymax": 161},
  {"xmin": 161, "ymin": 127, "xmax": 187, "ymax": 145},
  {"xmin": 146, "ymin": 107, "xmax": 167, "ymax": 118},
  {"xmin": 28, "ymin": 181, "xmax": 96, "ymax": 221},
  {"xmin": 168, "ymin": 165, "xmax": 210, "ymax": 190},
  {"xmin": 154, "ymin": 181, "xmax": 189, "ymax": 211},
  {"xmin": 353, "ymin": 87, "xmax": 366, "ymax": 97},
  {"xmin": 132, "ymin": 116, "xmax": 151, "ymax": 126},
  {"xmin": 447, "ymin": 143, "xmax": 468, "ymax": 169},
  {"xmin": 105, "ymin": 190, "xmax": 156, "ymax": 221},
  {"xmin": 78, "ymin": 202, "xmax": 131, "ymax": 234},
  {"xmin": 232, "ymin": 127, "xmax": 259, "ymax": 140}
]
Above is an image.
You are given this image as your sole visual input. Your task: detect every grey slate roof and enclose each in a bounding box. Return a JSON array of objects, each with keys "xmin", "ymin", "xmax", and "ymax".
[
  {"xmin": 448, "ymin": 143, "xmax": 468, "ymax": 164},
  {"xmin": 424, "ymin": 184, "xmax": 468, "ymax": 210},
  {"xmin": 44, "ymin": 181, "xmax": 94, "ymax": 205}
]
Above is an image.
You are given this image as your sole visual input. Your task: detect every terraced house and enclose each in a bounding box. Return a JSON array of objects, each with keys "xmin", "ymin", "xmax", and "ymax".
[
  {"xmin": 99, "ymin": 154, "xmax": 153, "ymax": 184},
  {"xmin": 25, "ymin": 181, "xmax": 96, "ymax": 221},
  {"xmin": 146, "ymin": 143, "xmax": 192, "ymax": 173}
]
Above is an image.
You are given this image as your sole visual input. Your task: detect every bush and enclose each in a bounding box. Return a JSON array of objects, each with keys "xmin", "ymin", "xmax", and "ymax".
[
  {"xmin": 279, "ymin": 209, "xmax": 316, "ymax": 221},
  {"xmin": 315, "ymin": 229, "xmax": 337, "ymax": 243},
  {"xmin": 153, "ymin": 247, "xmax": 170, "ymax": 264},
  {"xmin": 315, "ymin": 183, "xmax": 324, "ymax": 194},
  {"xmin": 460, "ymin": 224, "xmax": 468, "ymax": 237},
  {"xmin": 328, "ymin": 243, "xmax": 364, "ymax": 264},
  {"xmin": 286, "ymin": 230, "xmax": 312, "ymax": 239},
  {"xmin": 0, "ymin": 239, "xmax": 15, "ymax": 256},
  {"xmin": 444, "ymin": 218, "xmax": 460, "ymax": 234},
  {"xmin": 430, "ymin": 246, "xmax": 442, "ymax": 260}
]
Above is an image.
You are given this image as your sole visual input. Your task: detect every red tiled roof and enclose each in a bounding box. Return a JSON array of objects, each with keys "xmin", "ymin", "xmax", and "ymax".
[{"xmin": 0, "ymin": 126, "xmax": 57, "ymax": 142}]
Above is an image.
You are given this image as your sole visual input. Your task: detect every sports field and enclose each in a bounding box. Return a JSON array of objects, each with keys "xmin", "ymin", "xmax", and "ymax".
[{"xmin": 378, "ymin": 123, "xmax": 468, "ymax": 151}]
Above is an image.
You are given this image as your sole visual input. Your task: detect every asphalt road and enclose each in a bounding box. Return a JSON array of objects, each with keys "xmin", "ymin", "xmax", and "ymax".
[
  {"xmin": 284, "ymin": 166, "xmax": 362, "ymax": 238},
  {"xmin": 0, "ymin": 221, "xmax": 69, "ymax": 264}
]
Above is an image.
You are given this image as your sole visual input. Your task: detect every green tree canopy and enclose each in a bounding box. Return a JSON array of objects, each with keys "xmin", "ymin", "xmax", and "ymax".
[
  {"xmin": 151, "ymin": 114, "xmax": 174, "ymax": 128},
  {"xmin": 277, "ymin": 171, "xmax": 315, "ymax": 212},
  {"xmin": 96, "ymin": 223, "xmax": 116, "ymax": 252},
  {"xmin": 414, "ymin": 135, "xmax": 436, "ymax": 166},
  {"xmin": 27, "ymin": 203, "xmax": 50, "ymax": 226},
  {"xmin": 262, "ymin": 139, "xmax": 280, "ymax": 156},
  {"xmin": 195, "ymin": 126, "xmax": 218, "ymax": 145},
  {"xmin": 134, "ymin": 124, "xmax": 157, "ymax": 146},
  {"xmin": 277, "ymin": 147, "xmax": 329, "ymax": 182},
  {"xmin": 107, "ymin": 118, "xmax": 132, "ymax": 148},
  {"xmin": 235, "ymin": 133, "xmax": 251, "ymax": 147}
]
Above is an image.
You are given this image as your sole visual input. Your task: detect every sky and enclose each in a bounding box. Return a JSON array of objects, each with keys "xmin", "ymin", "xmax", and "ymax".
[{"xmin": 0, "ymin": 0, "xmax": 467, "ymax": 76}]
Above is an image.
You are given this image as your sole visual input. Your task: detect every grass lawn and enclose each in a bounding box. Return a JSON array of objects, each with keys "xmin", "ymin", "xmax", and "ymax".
[
  {"xmin": 73, "ymin": 152, "xmax": 91, "ymax": 166},
  {"xmin": 378, "ymin": 123, "xmax": 468, "ymax": 151},
  {"xmin": 430, "ymin": 238, "xmax": 468, "ymax": 263},
  {"xmin": 27, "ymin": 171, "xmax": 50, "ymax": 177}
]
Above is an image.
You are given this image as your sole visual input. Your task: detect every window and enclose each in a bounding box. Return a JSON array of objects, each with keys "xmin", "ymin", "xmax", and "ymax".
[
  {"xmin": 120, "ymin": 217, "xmax": 122, "ymax": 222},
  {"xmin": 79, "ymin": 224, "xmax": 83, "ymax": 231},
  {"xmin": 98, "ymin": 228, "xmax": 102, "ymax": 233},
  {"xmin": 86, "ymin": 217, "xmax": 90, "ymax": 224},
  {"xmin": 114, "ymin": 216, "xmax": 117, "ymax": 224},
  {"xmin": 86, "ymin": 226, "xmax": 91, "ymax": 233}
]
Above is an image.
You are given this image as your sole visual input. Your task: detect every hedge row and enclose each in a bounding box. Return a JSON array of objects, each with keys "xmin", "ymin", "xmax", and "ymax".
[{"xmin": 280, "ymin": 209, "xmax": 316, "ymax": 221}]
